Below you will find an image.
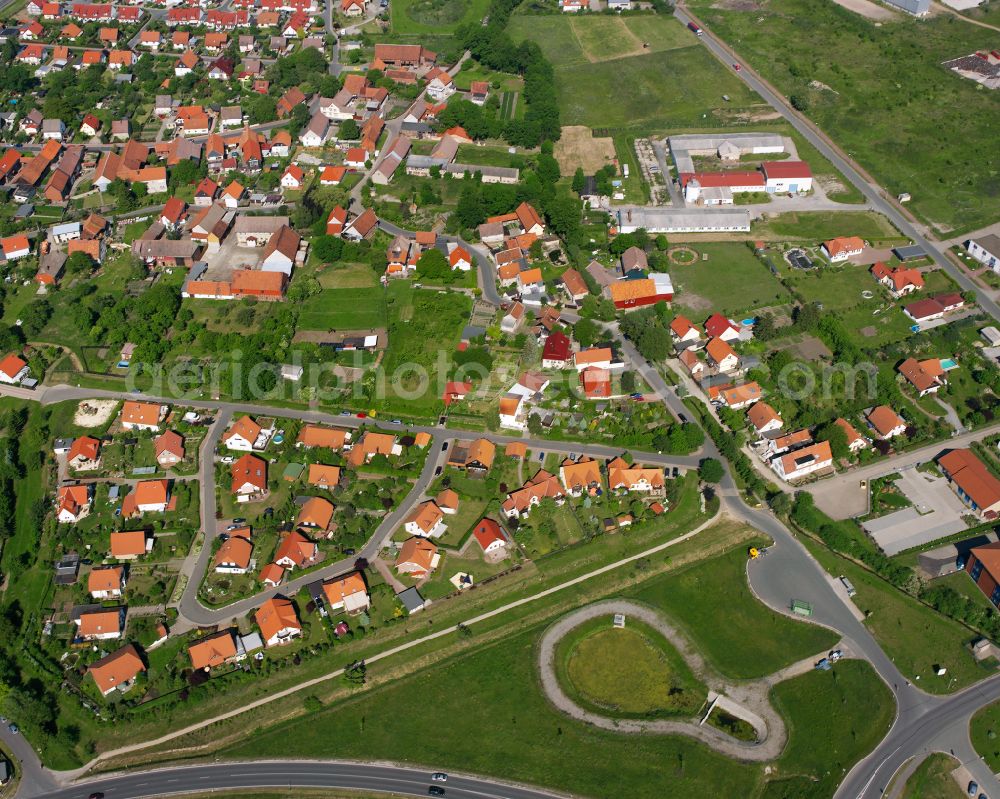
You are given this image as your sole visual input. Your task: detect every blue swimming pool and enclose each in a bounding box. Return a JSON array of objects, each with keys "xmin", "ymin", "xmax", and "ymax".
[
  {"xmin": 741, "ymin": 317, "xmax": 756, "ymax": 326},
  {"xmin": 940, "ymin": 358, "xmax": 958, "ymax": 370}
]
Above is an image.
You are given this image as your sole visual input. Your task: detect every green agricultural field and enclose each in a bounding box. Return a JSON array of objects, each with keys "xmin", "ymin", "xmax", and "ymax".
[
  {"xmin": 508, "ymin": 14, "xmax": 703, "ymax": 67},
  {"xmin": 227, "ymin": 622, "xmax": 765, "ymax": 799},
  {"xmin": 899, "ymin": 753, "xmax": 964, "ymax": 799},
  {"xmin": 630, "ymin": 546, "xmax": 837, "ymax": 679},
  {"xmin": 686, "ymin": 0, "xmax": 1000, "ymax": 235},
  {"xmin": 297, "ymin": 287, "xmax": 387, "ymax": 331},
  {"xmin": 558, "ymin": 616, "xmax": 707, "ymax": 718},
  {"xmin": 508, "ymin": 15, "xmax": 761, "ymax": 130},
  {"xmin": 390, "ymin": 0, "xmax": 491, "ymax": 35},
  {"xmin": 670, "ymin": 242, "xmax": 792, "ymax": 319},
  {"xmin": 764, "ymin": 661, "xmax": 894, "ymax": 798},
  {"xmin": 556, "ymin": 47, "xmax": 760, "ymax": 130},
  {"xmin": 754, "ymin": 211, "xmax": 903, "ymax": 243},
  {"xmin": 971, "ymin": 699, "xmax": 1000, "ymax": 772}
]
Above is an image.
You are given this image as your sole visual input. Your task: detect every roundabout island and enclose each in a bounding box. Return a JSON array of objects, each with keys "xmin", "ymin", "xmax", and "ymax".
[{"xmin": 538, "ymin": 600, "xmax": 846, "ymax": 761}]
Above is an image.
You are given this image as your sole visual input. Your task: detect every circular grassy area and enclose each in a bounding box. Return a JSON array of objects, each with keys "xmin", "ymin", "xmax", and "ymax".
[
  {"xmin": 668, "ymin": 246, "xmax": 698, "ymax": 265},
  {"xmin": 556, "ymin": 616, "xmax": 707, "ymax": 720},
  {"xmin": 405, "ymin": 0, "xmax": 468, "ymax": 27}
]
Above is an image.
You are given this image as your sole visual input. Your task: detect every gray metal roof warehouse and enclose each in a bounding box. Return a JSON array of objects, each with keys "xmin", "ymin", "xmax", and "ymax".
[{"xmin": 615, "ymin": 207, "xmax": 751, "ymax": 234}]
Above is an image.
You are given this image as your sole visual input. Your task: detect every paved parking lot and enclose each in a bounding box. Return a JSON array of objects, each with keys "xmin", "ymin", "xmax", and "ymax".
[{"xmin": 862, "ymin": 469, "xmax": 969, "ymax": 555}]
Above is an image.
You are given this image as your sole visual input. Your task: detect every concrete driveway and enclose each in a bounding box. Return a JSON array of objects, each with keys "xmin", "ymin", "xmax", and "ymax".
[{"xmin": 861, "ymin": 469, "xmax": 968, "ymax": 555}]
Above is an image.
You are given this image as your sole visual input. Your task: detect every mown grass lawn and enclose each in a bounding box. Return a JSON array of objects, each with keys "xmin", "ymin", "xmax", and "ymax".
[
  {"xmin": 558, "ymin": 616, "xmax": 707, "ymax": 718},
  {"xmin": 754, "ymin": 211, "xmax": 902, "ymax": 243},
  {"xmin": 686, "ymin": 0, "xmax": 1000, "ymax": 235},
  {"xmin": 297, "ymin": 286, "xmax": 388, "ymax": 331},
  {"xmin": 227, "ymin": 621, "xmax": 766, "ymax": 799},
  {"xmin": 224, "ymin": 537, "xmax": 890, "ymax": 799},
  {"xmin": 630, "ymin": 545, "xmax": 838, "ymax": 679},
  {"xmin": 971, "ymin": 700, "xmax": 1000, "ymax": 772},
  {"xmin": 899, "ymin": 753, "xmax": 964, "ymax": 799},
  {"xmin": 803, "ymin": 540, "xmax": 993, "ymax": 692},
  {"xmin": 670, "ymin": 242, "xmax": 792, "ymax": 319},
  {"xmin": 764, "ymin": 660, "xmax": 894, "ymax": 799}
]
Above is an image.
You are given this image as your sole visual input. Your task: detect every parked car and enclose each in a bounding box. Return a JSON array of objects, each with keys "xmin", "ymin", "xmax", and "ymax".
[
  {"xmin": 434, "ymin": 466, "xmax": 442, "ymax": 476},
  {"xmin": 968, "ymin": 781, "xmax": 979, "ymax": 797},
  {"xmin": 356, "ymin": 412, "xmax": 367, "ymax": 419},
  {"xmin": 7, "ymin": 724, "xmax": 18, "ymax": 734},
  {"xmin": 829, "ymin": 650, "xmax": 843, "ymax": 661}
]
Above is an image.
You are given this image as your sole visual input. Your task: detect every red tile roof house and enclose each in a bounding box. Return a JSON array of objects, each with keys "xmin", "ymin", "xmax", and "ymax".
[
  {"xmin": 87, "ymin": 644, "xmax": 145, "ymax": 696},
  {"xmin": 704, "ymin": 313, "xmax": 741, "ymax": 341},
  {"xmin": 472, "ymin": 518, "xmax": 506, "ymax": 555},
  {"xmin": 231, "ymin": 453, "xmax": 268, "ymax": 498},
  {"xmin": 747, "ymin": 401, "xmax": 783, "ymax": 437},
  {"xmin": 57, "ymin": 484, "xmax": 91, "ymax": 523},
  {"xmin": 871, "ymin": 262, "xmax": 924, "ymax": 298},
  {"xmin": 771, "ymin": 440, "xmax": 833, "ymax": 482},
  {"xmin": 580, "ymin": 366, "xmax": 612, "ymax": 399},
  {"xmin": 326, "ymin": 205, "xmax": 348, "ymax": 235},
  {"xmin": 939, "ymin": 449, "xmax": 1000, "ymax": 519},
  {"xmin": 155, "ymin": 430, "xmax": 185, "ymax": 467},
  {"xmin": 705, "ymin": 337, "xmax": 739, "ymax": 373},
  {"xmin": 541, "ymin": 331, "xmax": 572, "ymax": 369},
  {"xmin": 897, "ymin": 357, "xmax": 948, "ymax": 397},
  {"xmin": 449, "ymin": 244, "xmax": 472, "ymax": 271},
  {"xmin": 821, "ymin": 236, "xmax": 865, "ymax": 263},
  {"xmin": 834, "ymin": 417, "xmax": 869, "ymax": 453},
  {"xmin": 559, "ymin": 267, "xmax": 588, "ymax": 302},
  {"xmin": 866, "ymin": 405, "xmax": 907, "ymax": 440},
  {"xmin": 67, "ymin": 435, "xmax": 101, "ymax": 470},
  {"xmin": 670, "ymin": 315, "xmax": 701, "ymax": 344},
  {"xmin": 0, "ymin": 353, "xmax": 29, "ymax": 385},
  {"xmin": 255, "ymin": 596, "xmax": 301, "ymax": 647},
  {"xmin": 1, "ymin": 235, "xmax": 31, "ymax": 261},
  {"xmin": 903, "ymin": 294, "xmax": 965, "ymax": 325}
]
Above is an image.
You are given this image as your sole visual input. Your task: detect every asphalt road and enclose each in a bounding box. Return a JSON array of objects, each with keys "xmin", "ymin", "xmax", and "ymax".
[
  {"xmin": 673, "ymin": 6, "xmax": 1000, "ymax": 325},
  {"xmin": 836, "ymin": 673, "xmax": 1000, "ymax": 799},
  {"xmin": 26, "ymin": 762, "xmax": 571, "ymax": 799}
]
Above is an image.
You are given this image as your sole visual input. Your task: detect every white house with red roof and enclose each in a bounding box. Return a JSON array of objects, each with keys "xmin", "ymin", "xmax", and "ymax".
[
  {"xmin": 541, "ymin": 331, "xmax": 572, "ymax": 369},
  {"xmin": 761, "ymin": 161, "xmax": 812, "ymax": 193},
  {"xmin": 0, "ymin": 353, "xmax": 29, "ymax": 384},
  {"xmin": 670, "ymin": 315, "xmax": 700, "ymax": 344},
  {"xmin": 472, "ymin": 518, "xmax": 506, "ymax": 555},
  {"xmin": 448, "ymin": 243, "xmax": 472, "ymax": 271},
  {"xmin": 821, "ymin": 236, "xmax": 865, "ymax": 263},
  {"xmin": 704, "ymin": 313, "xmax": 741, "ymax": 342}
]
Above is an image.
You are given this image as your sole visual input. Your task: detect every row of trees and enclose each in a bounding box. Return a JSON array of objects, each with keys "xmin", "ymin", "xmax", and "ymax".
[{"xmin": 457, "ymin": 0, "xmax": 560, "ymax": 147}]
